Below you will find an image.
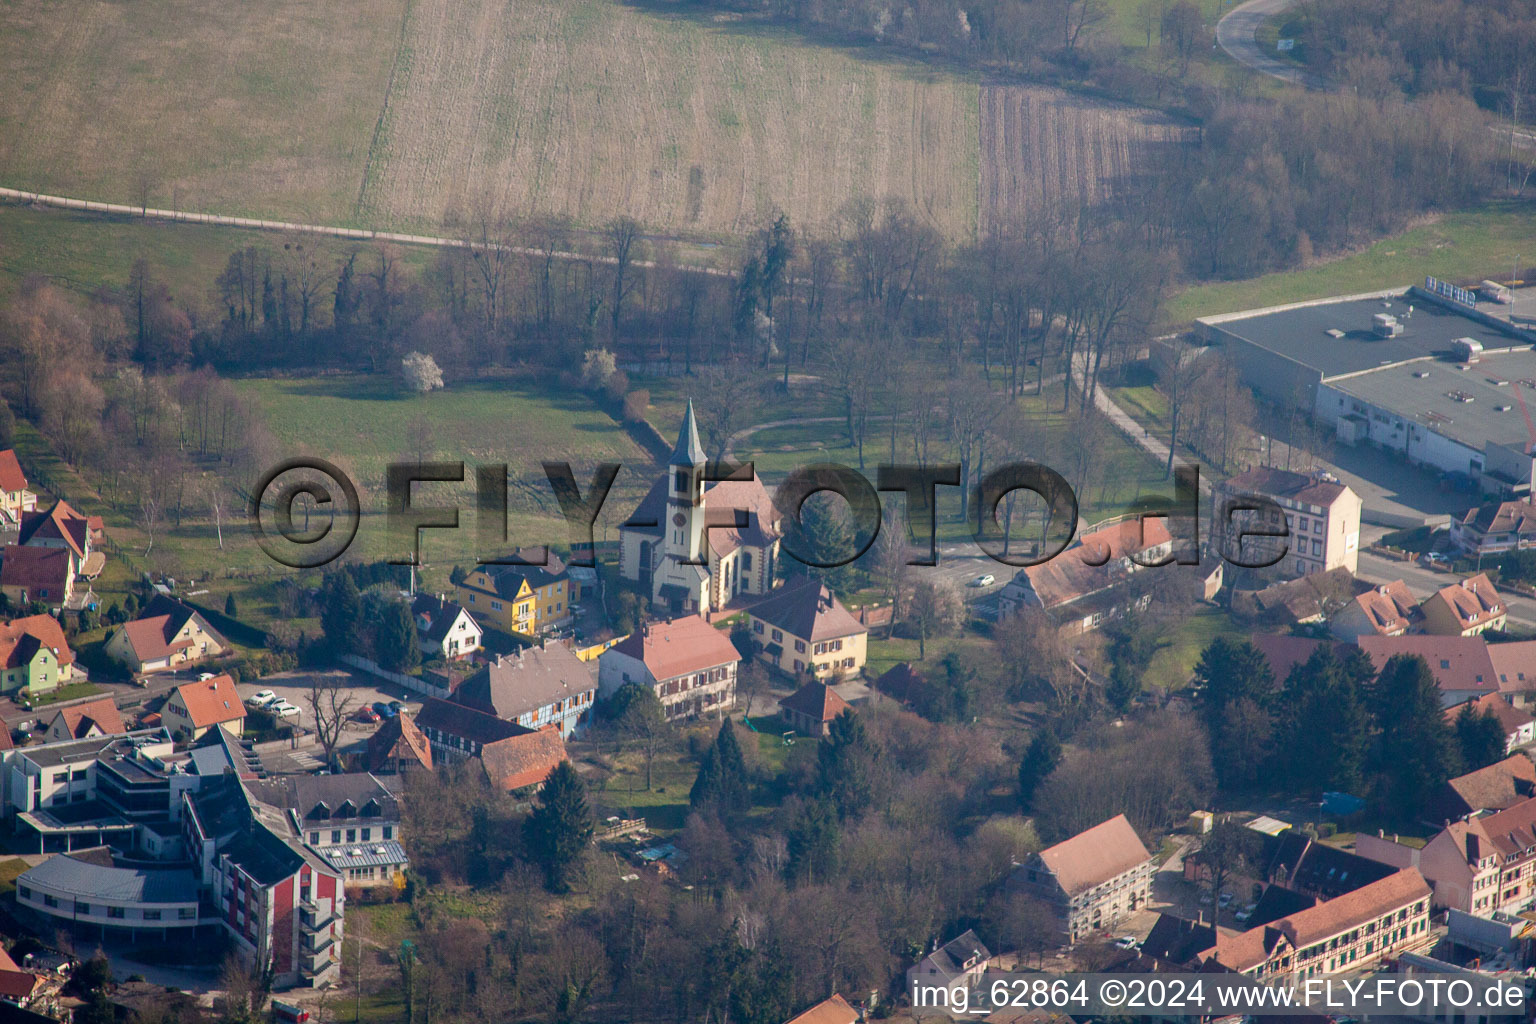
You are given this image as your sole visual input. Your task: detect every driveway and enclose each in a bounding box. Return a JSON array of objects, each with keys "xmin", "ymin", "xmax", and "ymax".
[{"xmin": 1215, "ymin": 0, "xmax": 1328, "ymax": 89}]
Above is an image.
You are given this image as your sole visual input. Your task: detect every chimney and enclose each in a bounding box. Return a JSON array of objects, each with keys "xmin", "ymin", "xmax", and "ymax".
[{"xmin": 1467, "ymin": 833, "xmax": 1481, "ymax": 863}]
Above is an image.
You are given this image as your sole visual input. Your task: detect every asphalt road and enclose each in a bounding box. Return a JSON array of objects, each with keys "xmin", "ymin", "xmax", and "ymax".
[
  {"xmin": 1354, "ymin": 546, "xmax": 1536, "ymax": 630},
  {"xmin": 1214, "ymin": 0, "xmax": 1328, "ymax": 89}
]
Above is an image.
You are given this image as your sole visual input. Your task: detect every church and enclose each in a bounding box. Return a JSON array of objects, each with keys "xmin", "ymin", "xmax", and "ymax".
[{"xmin": 618, "ymin": 402, "xmax": 783, "ymax": 616}]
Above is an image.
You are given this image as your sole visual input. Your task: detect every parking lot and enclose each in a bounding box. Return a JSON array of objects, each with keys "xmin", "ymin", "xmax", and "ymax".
[{"xmin": 234, "ymin": 669, "xmax": 424, "ymax": 740}]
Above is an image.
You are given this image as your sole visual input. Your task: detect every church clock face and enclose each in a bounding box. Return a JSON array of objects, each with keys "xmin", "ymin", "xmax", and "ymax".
[{"xmin": 672, "ymin": 512, "xmax": 687, "ymax": 527}]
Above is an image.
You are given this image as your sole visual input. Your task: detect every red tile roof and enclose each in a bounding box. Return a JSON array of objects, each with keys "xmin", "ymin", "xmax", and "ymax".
[
  {"xmin": 0, "ymin": 943, "xmax": 40, "ymax": 1002},
  {"xmin": 0, "ymin": 613, "xmax": 74, "ymax": 669},
  {"xmin": 1202, "ymin": 868, "xmax": 1430, "ymax": 971},
  {"xmin": 607, "ymin": 615, "xmax": 741, "ymax": 682},
  {"xmin": 1221, "ymin": 466, "xmax": 1354, "ymax": 509},
  {"xmin": 51, "ymin": 697, "xmax": 126, "ymax": 739},
  {"xmin": 1424, "ymin": 573, "xmax": 1505, "ymax": 633},
  {"xmin": 1356, "ymin": 634, "xmax": 1500, "ymax": 697},
  {"xmin": 1348, "ymin": 580, "xmax": 1422, "ymax": 635},
  {"xmin": 784, "ymin": 994, "xmax": 859, "ymax": 1024},
  {"xmin": 0, "ymin": 450, "xmax": 27, "ymax": 494},
  {"xmin": 0, "ymin": 545, "xmax": 71, "ymax": 594},
  {"xmin": 172, "ymin": 674, "xmax": 245, "ymax": 729},
  {"xmin": 1036, "ymin": 814, "xmax": 1150, "ymax": 895},
  {"xmin": 778, "ymin": 681, "xmax": 851, "ymax": 724},
  {"xmin": 367, "ymin": 713, "xmax": 433, "ymax": 773},
  {"xmin": 1445, "ymin": 692, "xmax": 1534, "ymax": 739},
  {"xmin": 1021, "ymin": 518, "xmax": 1174, "ymax": 609},
  {"xmin": 480, "ymin": 728, "xmax": 566, "ymax": 791},
  {"xmin": 18, "ymin": 500, "xmax": 90, "ymax": 560},
  {"xmin": 1439, "ymin": 753, "xmax": 1536, "ymax": 816}
]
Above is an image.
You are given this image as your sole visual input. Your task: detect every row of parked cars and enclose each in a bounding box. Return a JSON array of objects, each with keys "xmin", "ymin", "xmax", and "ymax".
[
  {"xmin": 355, "ymin": 700, "xmax": 405, "ymax": 724},
  {"xmin": 245, "ymin": 690, "xmax": 301, "ymax": 719}
]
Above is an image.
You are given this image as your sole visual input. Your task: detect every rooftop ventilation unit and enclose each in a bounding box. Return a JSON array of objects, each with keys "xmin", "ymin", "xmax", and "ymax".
[
  {"xmin": 1325, "ymin": 328, "xmax": 1346, "ymax": 338},
  {"xmin": 1413, "ymin": 370, "xmax": 1431, "ymax": 378},
  {"xmin": 1453, "ymin": 337, "xmax": 1484, "ymax": 363},
  {"xmin": 1373, "ymin": 313, "xmax": 1403, "ymax": 338}
]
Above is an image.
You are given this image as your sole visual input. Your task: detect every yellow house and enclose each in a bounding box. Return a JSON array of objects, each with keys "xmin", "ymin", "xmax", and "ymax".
[
  {"xmin": 746, "ymin": 577, "xmax": 868, "ymax": 681},
  {"xmin": 456, "ymin": 551, "xmax": 572, "ymax": 637}
]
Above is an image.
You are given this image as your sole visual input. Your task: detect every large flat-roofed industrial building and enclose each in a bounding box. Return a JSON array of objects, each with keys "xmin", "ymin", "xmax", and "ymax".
[{"xmin": 1200, "ymin": 286, "xmax": 1536, "ymax": 496}]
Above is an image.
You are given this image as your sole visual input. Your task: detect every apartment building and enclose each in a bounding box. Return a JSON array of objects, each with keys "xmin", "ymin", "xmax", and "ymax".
[
  {"xmin": 1009, "ymin": 814, "xmax": 1153, "ymax": 942},
  {"xmin": 1215, "ymin": 467, "xmax": 1362, "ymax": 578},
  {"xmin": 597, "ymin": 615, "xmax": 741, "ymax": 722},
  {"xmin": 450, "ymin": 642, "xmax": 596, "ymax": 739}
]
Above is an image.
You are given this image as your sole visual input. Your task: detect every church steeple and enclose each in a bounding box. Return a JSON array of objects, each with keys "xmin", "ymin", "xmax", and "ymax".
[
  {"xmin": 671, "ymin": 399, "xmax": 706, "ymax": 467},
  {"xmin": 667, "ymin": 400, "xmax": 707, "ymax": 564}
]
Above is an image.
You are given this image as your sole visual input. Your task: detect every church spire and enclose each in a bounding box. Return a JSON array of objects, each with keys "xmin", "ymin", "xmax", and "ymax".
[{"xmin": 671, "ymin": 398, "xmax": 706, "ymax": 467}]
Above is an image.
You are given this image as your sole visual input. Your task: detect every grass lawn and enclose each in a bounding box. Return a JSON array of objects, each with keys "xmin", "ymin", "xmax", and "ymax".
[
  {"xmin": 1141, "ymin": 606, "xmax": 1237, "ymax": 694},
  {"xmin": 864, "ymin": 632, "xmax": 995, "ymax": 678},
  {"xmin": 590, "ymin": 748, "xmax": 699, "ymax": 833},
  {"xmin": 1167, "ymin": 200, "xmax": 1536, "ymax": 323},
  {"xmin": 734, "ymin": 389, "xmax": 1172, "ymax": 533},
  {"xmin": 1102, "ymin": 385, "xmax": 1169, "ymax": 434},
  {"xmin": 0, "ymin": 858, "xmax": 29, "ymax": 898},
  {"xmin": 24, "ymin": 682, "xmax": 104, "ymax": 708}
]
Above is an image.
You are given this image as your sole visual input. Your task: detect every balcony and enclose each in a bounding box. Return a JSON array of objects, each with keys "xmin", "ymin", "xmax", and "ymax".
[
  {"xmin": 299, "ymin": 901, "xmax": 332, "ymax": 931},
  {"xmin": 302, "ymin": 928, "xmax": 335, "ymax": 954}
]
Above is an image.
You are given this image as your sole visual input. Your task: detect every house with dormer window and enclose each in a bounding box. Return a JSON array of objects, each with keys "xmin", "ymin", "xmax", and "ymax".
[{"xmin": 247, "ymin": 774, "xmax": 406, "ymax": 887}]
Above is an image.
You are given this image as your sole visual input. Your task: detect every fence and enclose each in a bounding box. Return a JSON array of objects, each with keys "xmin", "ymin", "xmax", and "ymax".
[{"xmin": 338, "ymin": 654, "xmax": 451, "ymax": 698}]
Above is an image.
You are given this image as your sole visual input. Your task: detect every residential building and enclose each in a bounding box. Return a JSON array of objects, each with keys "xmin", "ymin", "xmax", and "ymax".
[
  {"xmin": 0, "ymin": 451, "xmax": 36, "ymax": 528},
  {"xmin": 248, "ymin": 774, "xmax": 406, "ymax": 887},
  {"xmin": 0, "ymin": 945, "xmax": 43, "ymax": 1008},
  {"xmin": 1184, "ymin": 824, "xmax": 1395, "ymax": 904},
  {"xmin": 998, "ymin": 518, "xmax": 1173, "ymax": 634},
  {"xmin": 161, "ymin": 674, "xmax": 246, "ymax": 740},
  {"xmin": 451, "ymin": 642, "xmax": 596, "ymax": 738},
  {"xmin": 1486, "ymin": 641, "xmax": 1536, "ymax": 706},
  {"xmin": 1452, "ymin": 499, "xmax": 1536, "ymax": 556},
  {"xmin": 618, "ymin": 402, "xmax": 783, "ymax": 616},
  {"xmin": 777, "ymin": 681, "xmax": 851, "ymax": 737},
  {"xmin": 1139, "ymin": 913, "xmax": 1218, "ymax": 969},
  {"xmin": 1421, "ymin": 574, "xmax": 1507, "ymax": 636},
  {"xmin": 1330, "ymin": 580, "xmax": 1423, "ymax": 640},
  {"xmin": 1009, "ymin": 813, "xmax": 1153, "ymax": 942},
  {"xmin": 1341, "ymin": 634, "xmax": 1505, "ymax": 707},
  {"xmin": 19, "ymin": 500, "xmax": 103, "ymax": 579},
  {"xmin": 746, "ymin": 577, "xmax": 867, "ymax": 680},
  {"xmin": 1214, "ymin": 467, "xmax": 1362, "ymax": 578},
  {"xmin": 184, "ymin": 773, "xmax": 345, "ymax": 987},
  {"xmin": 105, "ymin": 594, "xmax": 227, "ymax": 675},
  {"xmin": 455, "ymin": 551, "xmax": 571, "ymax": 637},
  {"xmin": 1195, "ymin": 868, "xmax": 1432, "ymax": 979},
  {"xmin": 597, "ymin": 615, "xmax": 741, "ymax": 721},
  {"xmin": 1238, "ymin": 567, "xmax": 1360, "ymax": 628},
  {"xmin": 0, "ymin": 613, "xmax": 75, "ymax": 697},
  {"xmin": 1444, "ymin": 693, "xmax": 1535, "ymax": 752},
  {"xmin": 365, "ymin": 713, "xmax": 433, "ymax": 775},
  {"xmin": 44, "ymin": 698, "xmax": 126, "ymax": 743},
  {"xmin": 0, "ymin": 546, "xmax": 73, "ymax": 609},
  {"xmin": 411, "ymin": 593, "xmax": 481, "ymax": 661},
  {"xmin": 906, "ymin": 930, "xmax": 990, "ymax": 1000},
  {"xmin": 782, "ymin": 993, "xmax": 859, "ymax": 1024},
  {"xmin": 1425, "ymin": 753, "xmax": 1536, "ymax": 822},
  {"xmin": 1357, "ymin": 800, "xmax": 1536, "ymax": 915},
  {"xmin": 411, "ymin": 700, "xmax": 566, "ymax": 793}
]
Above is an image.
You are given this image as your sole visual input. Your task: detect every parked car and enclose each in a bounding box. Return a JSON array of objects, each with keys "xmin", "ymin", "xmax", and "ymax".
[
  {"xmin": 354, "ymin": 706, "xmax": 381, "ymax": 723},
  {"xmin": 247, "ymin": 690, "xmax": 278, "ymax": 707},
  {"xmin": 1218, "ymin": 891, "xmax": 1234, "ymax": 908},
  {"xmin": 372, "ymin": 701, "xmax": 397, "ymax": 719},
  {"xmin": 270, "ymin": 702, "xmax": 301, "ymax": 719},
  {"xmin": 1114, "ymin": 936, "xmax": 1137, "ymax": 950},
  {"xmin": 969, "ymin": 573, "xmax": 996, "ymax": 588},
  {"xmin": 389, "ymin": 700, "xmax": 405, "ymax": 712}
]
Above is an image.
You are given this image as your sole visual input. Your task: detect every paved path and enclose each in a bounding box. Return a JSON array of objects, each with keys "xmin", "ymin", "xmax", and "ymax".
[
  {"xmin": 0, "ymin": 186, "xmax": 733, "ymax": 277},
  {"xmin": 1215, "ymin": 0, "xmax": 1328, "ymax": 89}
]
